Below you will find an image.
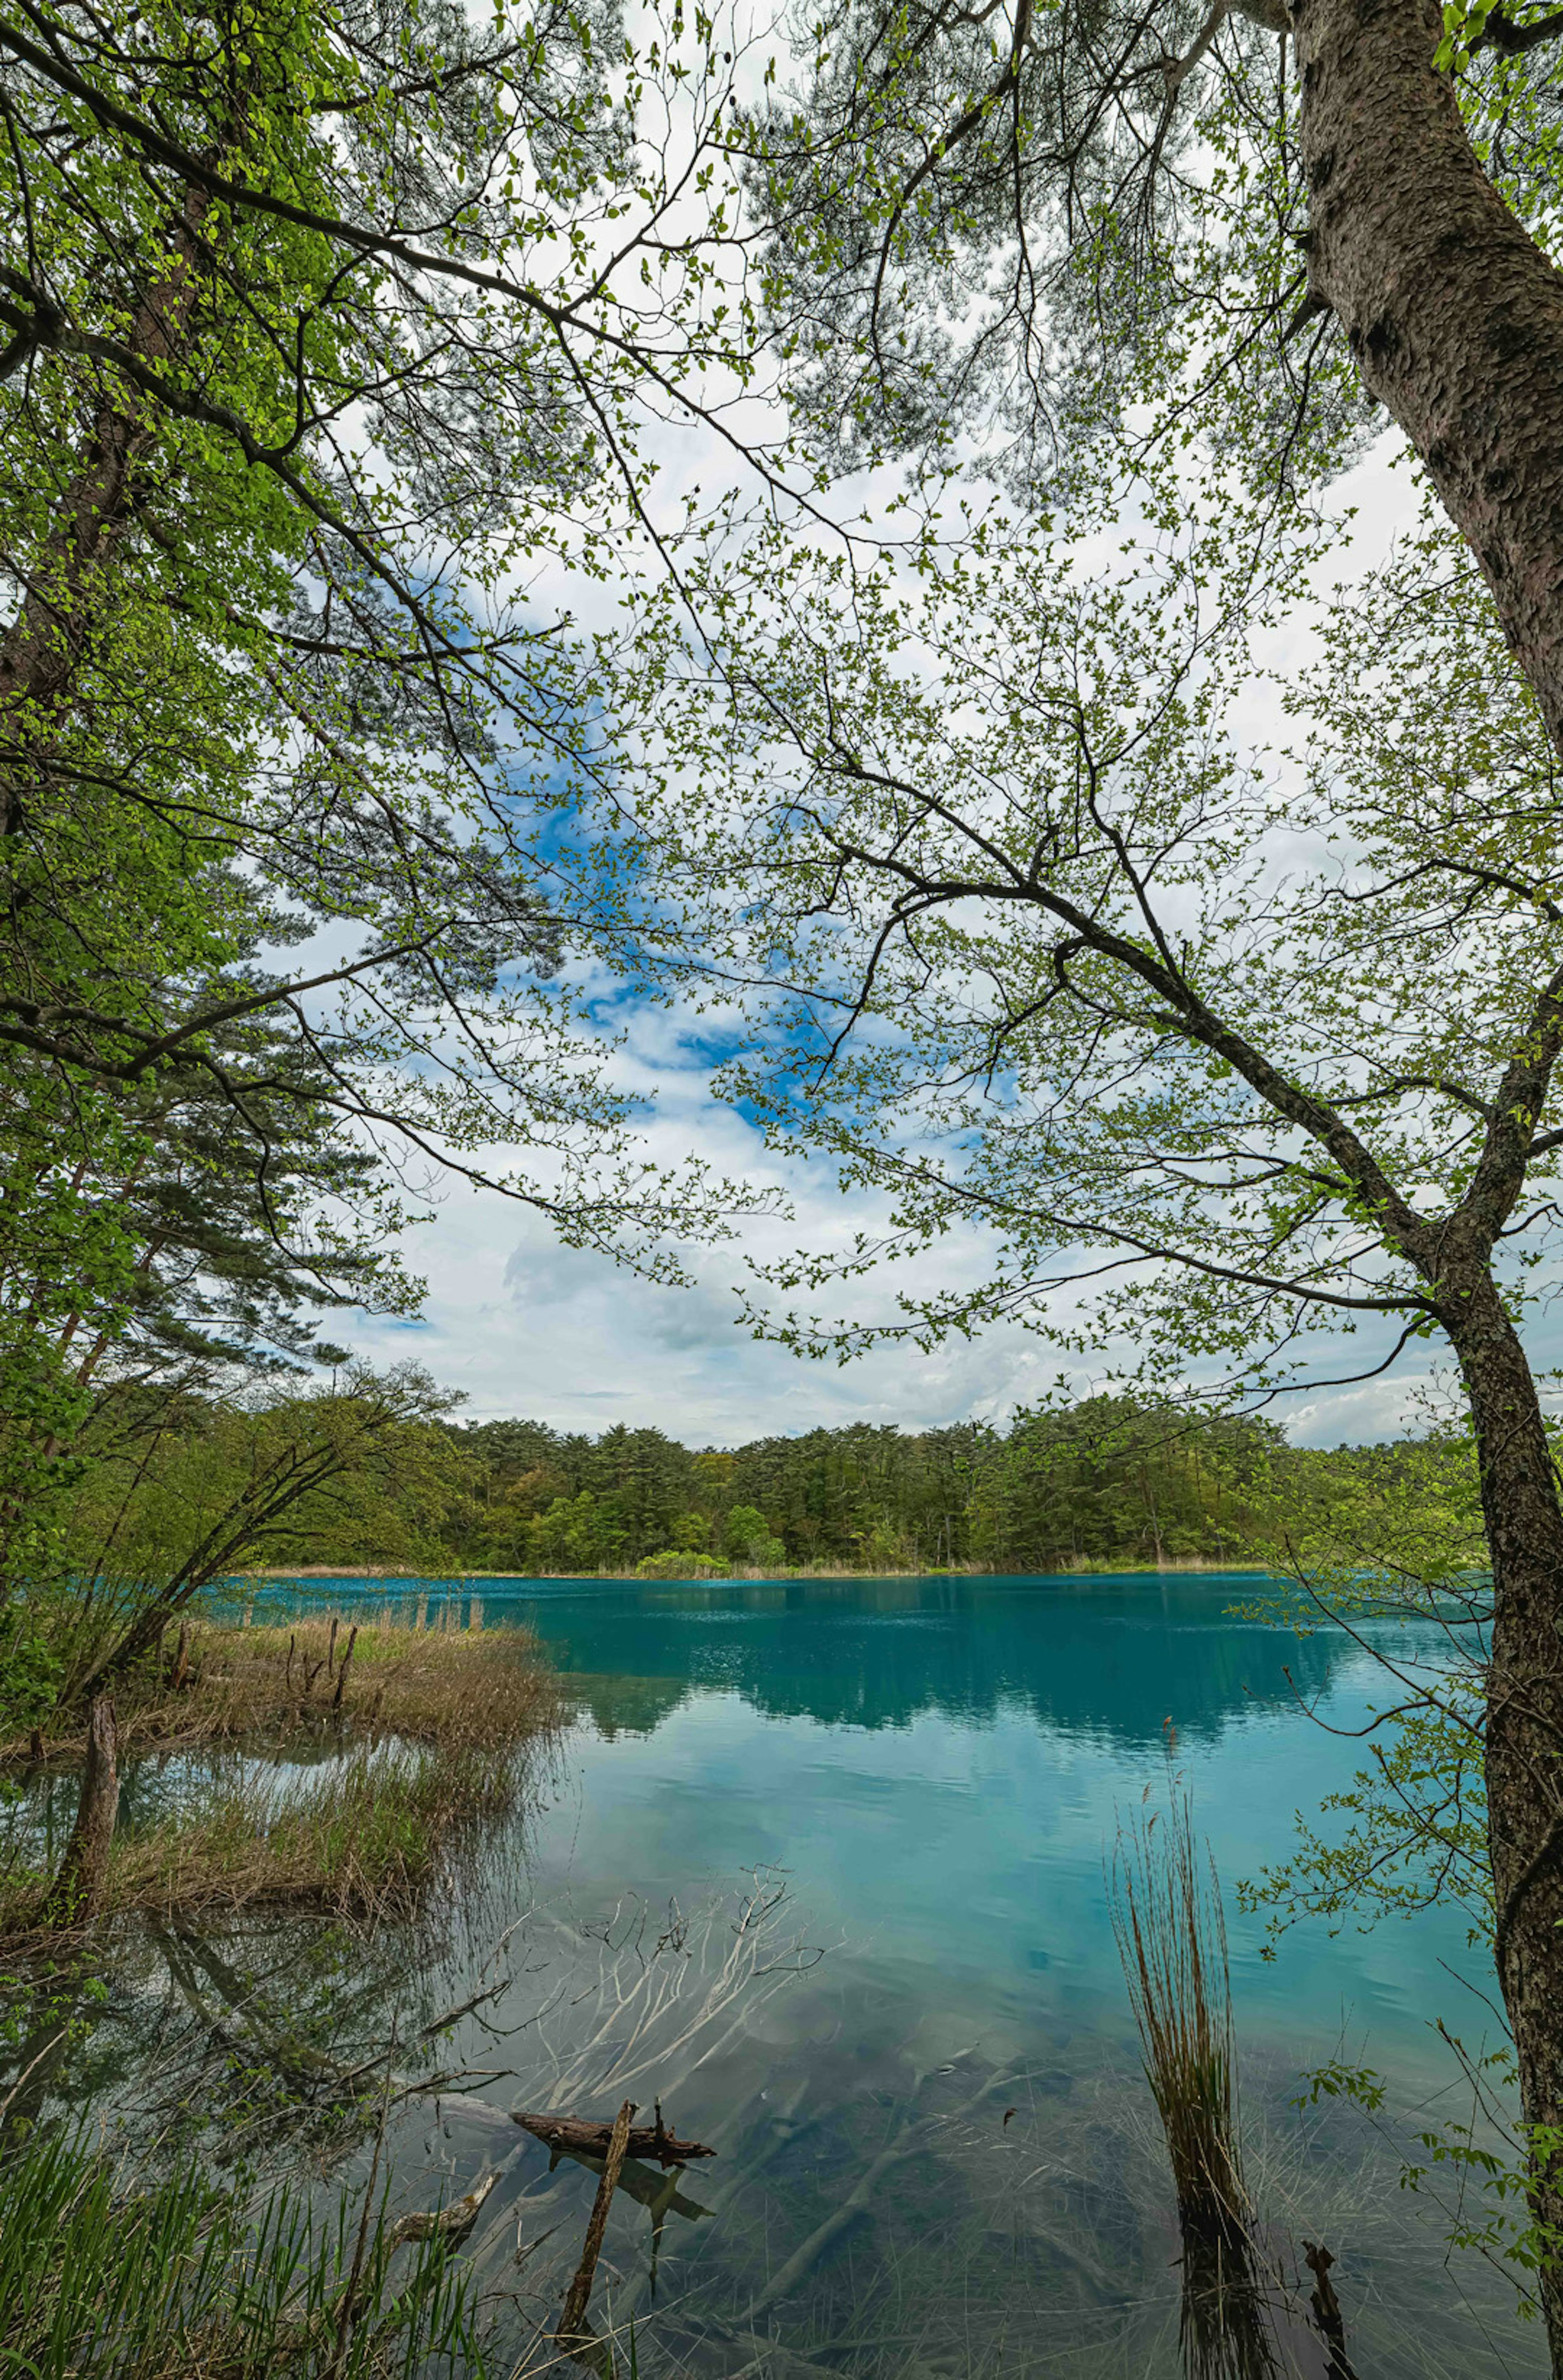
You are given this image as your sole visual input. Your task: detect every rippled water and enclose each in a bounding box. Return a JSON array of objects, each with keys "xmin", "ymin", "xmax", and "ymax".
[{"xmin": 23, "ymin": 1574, "xmax": 1535, "ymax": 2379}]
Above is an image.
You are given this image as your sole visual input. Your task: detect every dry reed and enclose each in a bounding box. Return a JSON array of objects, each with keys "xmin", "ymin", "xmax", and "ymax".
[{"xmin": 3, "ymin": 1615, "xmax": 560, "ymax": 1764}]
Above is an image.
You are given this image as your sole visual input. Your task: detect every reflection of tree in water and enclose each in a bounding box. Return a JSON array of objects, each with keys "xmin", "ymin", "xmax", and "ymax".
[
  {"xmin": 532, "ymin": 1579, "xmax": 1368, "ymax": 1748},
  {"xmin": 1, "ymin": 1814, "xmax": 1535, "ymax": 2380},
  {"xmin": 0, "ymin": 1908, "xmax": 484, "ymax": 2162}
]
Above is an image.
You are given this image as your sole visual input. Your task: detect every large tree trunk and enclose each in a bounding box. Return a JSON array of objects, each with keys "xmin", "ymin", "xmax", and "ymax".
[
  {"xmin": 1292, "ymin": 0, "xmax": 1563, "ymax": 756},
  {"xmin": 1449, "ymin": 1281, "xmax": 1563, "ymax": 2364},
  {"xmin": 0, "ymin": 180, "xmax": 212, "ymax": 834}
]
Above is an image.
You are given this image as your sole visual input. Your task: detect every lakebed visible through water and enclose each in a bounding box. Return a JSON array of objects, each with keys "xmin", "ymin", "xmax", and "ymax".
[{"xmin": 26, "ymin": 1574, "xmax": 1537, "ymax": 2379}]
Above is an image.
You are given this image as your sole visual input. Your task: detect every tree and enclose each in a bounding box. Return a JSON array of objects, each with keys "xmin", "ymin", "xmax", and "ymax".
[
  {"xmin": 609, "ymin": 458, "xmax": 1563, "ymax": 2345},
  {"xmin": 746, "ymin": 0, "xmax": 1563, "ymax": 749},
  {"xmin": 0, "ymin": 0, "xmax": 776, "ymax": 1329},
  {"xmin": 49, "ymin": 1359, "xmax": 465, "ymax": 1700}
]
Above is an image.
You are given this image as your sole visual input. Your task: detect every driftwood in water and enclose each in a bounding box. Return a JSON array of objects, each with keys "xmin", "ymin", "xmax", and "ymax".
[
  {"xmin": 515, "ymin": 2106, "xmax": 716, "ymax": 2168},
  {"xmin": 387, "ymin": 2170, "xmax": 497, "ymax": 2252},
  {"xmin": 41, "ymin": 1696, "xmax": 118, "ymax": 1925},
  {"xmin": 558, "ymin": 2098, "xmax": 635, "ymax": 2352},
  {"xmin": 543, "ymin": 2139, "xmax": 714, "ymax": 2223}
]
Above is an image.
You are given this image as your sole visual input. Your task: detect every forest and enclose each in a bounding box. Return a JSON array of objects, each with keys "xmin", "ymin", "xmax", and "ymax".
[
  {"xmin": 430, "ymin": 1405, "xmax": 1464, "ymax": 1579},
  {"xmin": 32, "ymin": 1388, "xmax": 1471, "ymax": 1593}
]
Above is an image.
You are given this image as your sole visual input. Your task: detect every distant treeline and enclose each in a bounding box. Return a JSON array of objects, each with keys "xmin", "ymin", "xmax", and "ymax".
[
  {"xmin": 46, "ymin": 1382, "xmax": 1476, "ymax": 1595},
  {"xmin": 398, "ymin": 1399, "xmax": 1464, "ymax": 1578}
]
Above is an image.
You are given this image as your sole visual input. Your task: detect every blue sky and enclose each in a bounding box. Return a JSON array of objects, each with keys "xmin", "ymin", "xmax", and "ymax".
[{"xmin": 345, "ymin": 435, "xmax": 1539, "ymax": 1452}]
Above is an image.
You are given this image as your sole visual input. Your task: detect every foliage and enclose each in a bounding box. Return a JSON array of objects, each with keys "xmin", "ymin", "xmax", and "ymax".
[
  {"xmin": 0, "ymin": 0, "xmax": 782, "ymax": 1633},
  {"xmin": 595, "ymin": 427, "xmax": 1563, "ymax": 1443},
  {"xmin": 0, "ymin": 1360, "xmax": 467, "ymax": 1727},
  {"xmin": 739, "ymin": 0, "xmax": 1563, "ymax": 505},
  {"xmin": 0, "ymin": 0, "xmax": 768, "ymax": 1244}
]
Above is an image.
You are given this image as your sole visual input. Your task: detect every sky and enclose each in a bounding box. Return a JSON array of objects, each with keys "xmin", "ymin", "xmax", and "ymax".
[
  {"xmin": 349, "ymin": 1057, "xmax": 1458, "ymax": 1452},
  {"xmin": 334, "ymin": 135, "xmax": 1496, "ymax": 1458}
]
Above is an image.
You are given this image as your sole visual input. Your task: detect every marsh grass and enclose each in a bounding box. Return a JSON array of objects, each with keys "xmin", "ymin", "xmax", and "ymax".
[
  {"xmin": 1112, "ymin": 1791, "xmax": 1276, "ymax": 2380},
  {"xmin": 0, "ymin": 2122, "xmax": 495, "ymax": 2380},
  {"xmin": 3, "ymin": 1616, "xmax": 560, "ymax": 1764},
  {"xmin": 0, "ymin": 1739, "xmax": 521, "ymax": 1940}
]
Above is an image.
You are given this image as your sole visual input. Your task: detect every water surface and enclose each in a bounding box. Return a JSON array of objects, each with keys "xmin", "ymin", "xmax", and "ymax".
[{"xmin": 66, "ymin": 1574, "xmax": 1532, "ymax": 2378}]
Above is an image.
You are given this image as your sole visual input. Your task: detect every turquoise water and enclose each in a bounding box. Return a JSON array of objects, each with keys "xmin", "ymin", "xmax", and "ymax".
[
  {"xmin": 506, "ymin": 1571, "xmax": 1474, "ymax": 2074},
  {"xmin": 221, "ymin": 1569, "xmax": 1525, "ymax": 2380}
]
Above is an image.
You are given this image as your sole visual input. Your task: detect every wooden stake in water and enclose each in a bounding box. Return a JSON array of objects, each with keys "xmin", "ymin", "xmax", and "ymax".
[{"xmin": 557, "ymin": 2099, "xmax": 636, "ymax": 2354}]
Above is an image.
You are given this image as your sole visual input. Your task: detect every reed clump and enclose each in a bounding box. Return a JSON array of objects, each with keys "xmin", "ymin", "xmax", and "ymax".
[
  {"xmin": 1112, "ymin": 1794, "xmax": 1248, "ymax": 2249},
  {"xmin": 1, "ymin": 1738, "xmax": 521, "ymax": 1939},
  {"xmin": 1112, "ymin": 1789, "xmax": 1275, "ymax": 2380},
  {"xmin": 0, "ymin": 2122, "xmax": 497, "ymax": 2380},
  {"xmin": 3, "ymin": 1615, "xmax": 560, "ymax": 1764}
]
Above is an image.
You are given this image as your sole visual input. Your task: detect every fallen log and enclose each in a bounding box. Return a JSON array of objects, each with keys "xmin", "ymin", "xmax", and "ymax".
[{"xmin": 514, "ymin": 2106, "xmax": 716, "ymax": 2167}]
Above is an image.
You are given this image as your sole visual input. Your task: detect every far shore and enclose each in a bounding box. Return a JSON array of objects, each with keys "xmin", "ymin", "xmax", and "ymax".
[{"xmin": 245, "ymin": 1557, "xmax": 1274, "ymax": 1582}]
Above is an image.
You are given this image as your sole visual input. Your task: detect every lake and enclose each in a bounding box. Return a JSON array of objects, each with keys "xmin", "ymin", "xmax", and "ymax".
[{"xmin": 46, "ymin": 1573, "xmax": 1533, "ymax": 2379}]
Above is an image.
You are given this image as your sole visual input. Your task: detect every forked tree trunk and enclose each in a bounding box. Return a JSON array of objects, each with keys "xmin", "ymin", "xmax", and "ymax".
[
  {"xmin": 0, "ymin": 181, "xmax": 213, "ymax": 835},
  {"xmin": 1448, "ymin": 1281, "xmax": 1563, "ymax": 2364},
  {"xmin": 40, "ymin": 1694, "xmax": 118, "ymax": 1927},
  {"xmin": 1293, "ymin": 0, "xmax": 1563, "ymax": 757}
]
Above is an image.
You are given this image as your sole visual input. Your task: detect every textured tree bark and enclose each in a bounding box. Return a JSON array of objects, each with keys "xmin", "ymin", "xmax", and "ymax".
[
  {"xmin": 1444, "ymin": 1278, "xmax": 1563, "ymax": 2365},
  {"xmin": 40, "ymin": 1694, "xmax": 118, "ymax": 1925},
  {"xmin": 1292, "ymin": 0, "xmax": 1563, "ymax": 757},
  {"xmin": 0, "ymin": 180, "xmax": 211, "ymax": 833}
]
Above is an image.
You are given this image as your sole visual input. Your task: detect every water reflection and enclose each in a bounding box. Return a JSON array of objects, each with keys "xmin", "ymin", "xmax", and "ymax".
[
  {"xmin": 255, "ymin": 1574, "xmax": 1354, "ymax": 1746},
  {"xmin": 37, "ymin": 1572, "xmax": 1521, "ymax": 2380}
]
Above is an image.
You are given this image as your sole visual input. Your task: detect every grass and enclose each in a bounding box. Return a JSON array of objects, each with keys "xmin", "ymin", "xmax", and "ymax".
[
  {"xmin": 2, "ymin": 1615, "xmax": 561, "ymax": 1763},
  {"xmin": 0, "ymin": 2121, "xmax": 499, "ymax": 2380},
  {"xmin": 0, "ymin": 1614, "xmax": 561, "ymax": 1943},
  {"xmin": 1, "ymin": 1738, "xmax": 522, "ymax": 1939}
]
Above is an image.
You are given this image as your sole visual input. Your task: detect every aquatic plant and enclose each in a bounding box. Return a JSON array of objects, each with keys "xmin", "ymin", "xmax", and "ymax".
[{"xmin": 1111, "ymin": 1788, "xmax": 1275, "ymax": 2380}]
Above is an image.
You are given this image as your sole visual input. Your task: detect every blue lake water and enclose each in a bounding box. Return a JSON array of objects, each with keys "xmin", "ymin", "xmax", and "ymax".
[{"xmin": 228, "ymin": 1570, "xmax": 1526, "ymax": 2380}]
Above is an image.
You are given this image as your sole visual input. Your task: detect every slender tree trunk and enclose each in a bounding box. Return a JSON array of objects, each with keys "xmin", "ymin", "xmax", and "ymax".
[
  {"xmin": 40, "ymin": 1694, "xmax": 118, "ymax": 1926},
  {"xmin": 1293, "ymin": 0, "xmax": 1563, "ymax": 755},
  {"xmin": 1449, "ymin": 1279, "xmax": 1563, "ymax": 2365}
]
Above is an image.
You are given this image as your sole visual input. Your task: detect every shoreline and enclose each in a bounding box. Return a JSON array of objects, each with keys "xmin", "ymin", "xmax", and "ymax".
[
  {"xmin": 246, "ymin": 1558, "xmax": 1276, "ymax": 1583},
  {"xmin": 0, "ymin": 1618, "xmax": 561, "ymax": 1944}
]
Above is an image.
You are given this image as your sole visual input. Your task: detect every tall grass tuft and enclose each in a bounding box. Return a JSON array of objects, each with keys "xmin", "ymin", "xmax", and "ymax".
[
  {"xmin": 0, "ymin": 2123, "xmax": 494, "ymax": 2379},
  {"xmin": 1111, "ymin": 1788, "xmax": 1275, "ymax": 2380}
]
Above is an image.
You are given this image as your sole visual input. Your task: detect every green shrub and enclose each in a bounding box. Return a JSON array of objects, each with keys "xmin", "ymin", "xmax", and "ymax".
[{"xmin": 635, "ymin": 1550, "xmax": 728, "ymax": 1580}]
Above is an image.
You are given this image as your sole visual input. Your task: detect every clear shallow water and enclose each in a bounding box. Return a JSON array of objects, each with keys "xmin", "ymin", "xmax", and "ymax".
[{"xmin": 175, "ymin": 1568, "xmax": 1526, "ymax": 2380}]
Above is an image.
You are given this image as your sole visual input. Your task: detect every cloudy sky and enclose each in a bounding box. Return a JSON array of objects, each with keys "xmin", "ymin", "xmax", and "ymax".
[{"xmin": 344, "ymin": 406, "xmax": 1488, "ymax": 1455}]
